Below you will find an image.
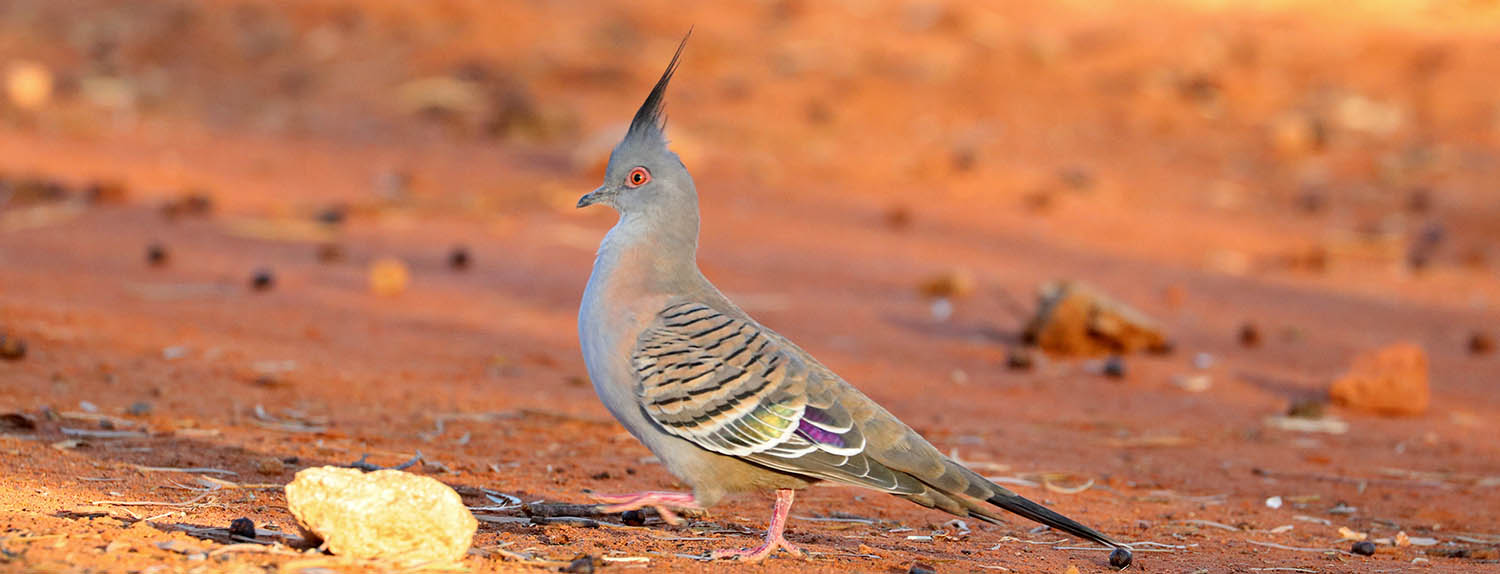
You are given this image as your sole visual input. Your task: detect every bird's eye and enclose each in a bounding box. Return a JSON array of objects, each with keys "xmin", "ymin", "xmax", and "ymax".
[{"xmin": 626, "ymin": 167, "xmax": 651, "ymax": 188}]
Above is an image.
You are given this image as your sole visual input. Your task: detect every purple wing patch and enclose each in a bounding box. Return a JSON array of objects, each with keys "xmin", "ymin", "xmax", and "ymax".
[{"xmin": 797, "ymin": 419, "xmax": 845, "ymax": 448}]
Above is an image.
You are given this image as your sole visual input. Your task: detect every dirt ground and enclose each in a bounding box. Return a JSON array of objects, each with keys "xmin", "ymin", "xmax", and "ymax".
[{"xmin": 3, "ymin": 1, "xmax": 1499, "ymax": 572}]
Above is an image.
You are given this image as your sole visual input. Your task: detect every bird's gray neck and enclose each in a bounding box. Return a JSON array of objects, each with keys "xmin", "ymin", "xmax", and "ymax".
[{"xmin": 591, "ymin": 205, "xmax": 702, "ymax": 295}]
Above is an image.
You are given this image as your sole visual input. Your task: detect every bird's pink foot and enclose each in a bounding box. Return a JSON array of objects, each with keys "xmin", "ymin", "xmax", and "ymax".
[
  {"xmin": 710, "ymin": 488, "xmax": 805, "ymax": 562},
  {"xmin": 589, "ymin": 490, "xmax": 702, "ymax": 525},
  {"xmin": 710, "ymin": 533, "xmax": 803, "ymax": 561}
]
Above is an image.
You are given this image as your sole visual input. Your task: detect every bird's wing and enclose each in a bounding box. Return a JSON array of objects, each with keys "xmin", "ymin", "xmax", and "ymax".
[
  {"xmin": 632, "ymin": 302, "xmax": 927, "ymax": 494},
  {"xmin": 633, "ymin": 301, "xmax": 1125, "ymax": 550}
]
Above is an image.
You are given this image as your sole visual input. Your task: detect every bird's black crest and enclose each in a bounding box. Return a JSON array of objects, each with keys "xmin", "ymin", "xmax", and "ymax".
[{"xmin": 626, "ymin": 30, "xmax": 691, "ymax": 144}]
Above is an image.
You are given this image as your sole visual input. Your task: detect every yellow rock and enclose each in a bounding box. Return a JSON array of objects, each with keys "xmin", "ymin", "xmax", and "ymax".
[
  {"xmin": 369, "ymin": 258, "xmax": 410, "ymax": 296},
  {"xmin": 285, "ymin": 466, "xmax": 476, "ymax": 564},
  {"xmin": 5, "ymin": 60, "xmax": 53, "ymax": 110}
]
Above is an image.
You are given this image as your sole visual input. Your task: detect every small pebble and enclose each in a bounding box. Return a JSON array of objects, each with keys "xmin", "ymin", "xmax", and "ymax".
[
  {"xmin": 369, "ymin": 258, "xmax": 410, "ymax": 296},
  {"xmin": 316, "ymin": 243, "xmax": 345, "ymax": 263},
  {"xmin": 162, "ymin": 191, "xmax": 215, "ymax": 219},
  {"xmin": 1171, "ymin": 374, "xmax": 1212, "ymax": 392},
  {"xmin": 1102, "ymin": 355, "xmax": 1126, "ymax": 379},
  {"xmin": 1286, "ymin": 398, "xmax": 1326, "ymax": 419},
  {"xmin": 84, "ymin": 180, "xmax": 130, "ymax": 204},
  {"xmin": 250, "ymin": 269, "xmax": 275, "ymax": 292},
  {"xmin": 1352, "ymin": 540, "xmax": 1376, "ymax": 556},
  {"xmin": 909, "ymin": 562, "xmax": 937, "ymax": 574},
  {"xmin": 1005, "ymin": 347, "xmax": 1035, "ymax": 371},
  {"xmin": 1469, "ymin": 332, "xmax": 1494, "ymax": 356},
  {"xmin": 883, "ymin": 204, "xmax": 913, "ymax": 230},
  {"xmin": 929, "ymin": 298, "xmax": 953, "ymax": 322},
  {"xmin": 1239, "ymin": 322, "xmax": 1261, "ymax": 348},
  {"xmin": 255, "ymin": 457, "xmax": 285, "ymax": 474},
  {"xmin": 1109, "ymin": 547, "xmax": 1133, "ymax": 569},
  {"xmin": 315, "ymin": 205, "xmax": 347, "ymax": 225},
  {"xmin": 448, "ymin": 246, "xmax": 471, "ymax": 270},
  {"xmin": 228, "ymin": 517, "xmax": 256, "ymax": 538},
  {"xmin": 1193, "ymin": 352, "xmax": 1214, "ymax": 369},
  {"xmin": 919, "ymin": 270, "xmax": 975, "ymax": 299},
  {"xmin": 126, "ymin": 402, "xmax": 153, "ymax": 416},
  {"xmin": 1406, "ymin": 187, "xmax": 1432, "ymax": 214},
  {"xmin": 1059, "ymin": 166, "xmax": 1095, "ymax": 191},
  {"xmin": 563, "ymin": 555, "xmax": 597, "ymax": 573},
  {"xmin": 146, "ymin": 243, "xmax": 169, "ymax": 267},
  {"xmin": 620, "ymin": 510, "xmax": 646, "ymax": 526},
  {"xmin": 0, "ymin": 334, "xmax": 26, "ymax": 361}
]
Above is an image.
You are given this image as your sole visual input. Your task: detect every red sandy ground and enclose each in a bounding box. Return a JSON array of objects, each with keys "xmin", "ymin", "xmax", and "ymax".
[{"xmin": 2, "ymin": 1, "xmax": 1499, "ymax": 572}]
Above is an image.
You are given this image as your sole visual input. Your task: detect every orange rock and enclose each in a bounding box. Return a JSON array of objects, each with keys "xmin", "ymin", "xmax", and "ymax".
[
  {"xmin": 368, "ymin": 258, "xmax": 410, "ymax": 297},
  {"xmin": 1329, "ymin": 343, "xmax": 1429, "ymax": 416},
  {"xmin": 1023, "ymin": 281, "xmax": 1170, "ymax": 357},
  {"xmin": 918, "ymin": 268, "xmax": 976, "ymax": 299}
]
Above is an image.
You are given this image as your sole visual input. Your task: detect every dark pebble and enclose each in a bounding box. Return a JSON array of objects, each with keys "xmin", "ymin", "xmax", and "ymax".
[
  {"xmin": 162, "ymin": 191, "xmax": 215, "ymax": 219},
  {"xmin": 146, "ymin": 243, "xmax": 169, "ymax": 267},
  {"xmin": 563, "ymin": 555, "xmax": 597, "ymax": 573},
  {"xmin": 126, "ymin": 402, "xmax": 153, "ymax": 416},
  {"xmin": 0, "ymin": 412, "xmax": 37, "ymax": 430},
  {"xmin": 315, "ymin": 205, "xmax": 347, "ymax": 225},
  {"xmin": 1059, "ymin": 165, "xmax": 1095, "ymax": 191},
  {"xmin": 10, "ymin": 177, "xmax": 70, "ymax": 204},
  {"xmin": 804, "ymin": 99, "xmax": 833, "ymax": 125},
  {"xmin": 1286, "ymin": 398, "xmax": 1325, "ymax": 419},
  {"xmin": 1351, "ymin": 540, "xmax": 1376, "ymax": 556},
  {"xmin": 1406, "ymin": 187, "xmax": 1433, "ymax": 214},
  {"xmin": 228, "ymin": 517, "xmax": 256, "ymax": 538},
  {"xmin": 1469, "ymin": 332, "xmax": 1494, "ymax": 356},
  {"xmin": 250, "ymin": 269, "xmax": 275, "ymax": 292},
  {"xmin": 1297, "ymin": 185, "xmax": 1327, "ymax": 213},
  {"xmin": 252, "ymin": 375, "xmax": 283, "ymax": 387},
  {"xmin": 316, "ymin": 243, "xmax": 345, "ymax": 263},
  {"xmin": 84, "ymin": 180, "xmax": 130, "ymax": 204},
  {"xmin": 1005, "ymin": 347, "xmax": 1035, "ymax": 371},
  {"xmin": 883, "ymin": 204, "xmax": 913, "ymax": 231},
  {"xmin": 620, "ymin": 510, "xmax": 646, "ymax": 526},
  {"xmin": 448, "ymin": 246, "xmax": 471, "ymax": 270},
  {"xmin": 950, "ymin": 145, "xmax": 977, "ymax": 173},
  {"xmin": 1109, "ymin": 547, "xmax": 1133, "ymax": 568},
  {"xmin": 591, "ymin": 471, "xmax": 612, "ymax": 480},
  {"xmin": 909, "ymin": 562, "xmax": 937, "ymax": 574},
  {"xmin": 1102, "ymin": 355, "xmax": 1126, "ymax": 379},
  {"xmin": 0, "ymin": 335, "xmax": 27, "ymax": 361},
  {"xmin": 1238, "ymin": 322, "xmax": 1261, "ymax": 348}
]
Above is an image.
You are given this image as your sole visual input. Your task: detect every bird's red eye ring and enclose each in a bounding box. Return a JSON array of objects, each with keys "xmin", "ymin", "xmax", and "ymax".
[{"xmin": 626, "ymin": 167, "xmax": 651, "ymax": 188}]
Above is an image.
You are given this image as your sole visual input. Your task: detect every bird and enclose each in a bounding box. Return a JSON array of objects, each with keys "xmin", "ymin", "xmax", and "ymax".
[{"xmin": 576, "ymin": 33, "xmax": 1132, "ymax": 568}]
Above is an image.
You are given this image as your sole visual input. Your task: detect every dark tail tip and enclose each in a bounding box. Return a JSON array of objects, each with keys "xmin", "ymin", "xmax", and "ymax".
[{"xmin": 986, "ymin": 492, "xmax": 1123, "ymax": 550}]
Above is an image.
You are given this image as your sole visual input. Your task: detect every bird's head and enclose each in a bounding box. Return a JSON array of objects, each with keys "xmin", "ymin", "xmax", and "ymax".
[{"xmin": 577, "ymin": 32, "xmax": 697, "ymax": 216}]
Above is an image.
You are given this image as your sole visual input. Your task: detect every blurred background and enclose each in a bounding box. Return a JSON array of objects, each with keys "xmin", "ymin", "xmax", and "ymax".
[{"xmin": 2, "ymin": 0, "xmax": 1499, "ymax": 571}]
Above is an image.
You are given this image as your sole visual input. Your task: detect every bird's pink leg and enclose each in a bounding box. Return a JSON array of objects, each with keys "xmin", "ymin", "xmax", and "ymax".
[
  {"xmin": 711, "ymin": 489, "xmax": 804, "ymax": 561},
  {"xmin": 589, "ymin": 490, "xmax": 702, "ymax": 525}
]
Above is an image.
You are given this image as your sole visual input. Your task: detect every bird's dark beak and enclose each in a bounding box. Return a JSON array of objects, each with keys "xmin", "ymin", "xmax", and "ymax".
[{"xmin": 577, "ymin": 185, "xmax": 609, "ymax": 209}]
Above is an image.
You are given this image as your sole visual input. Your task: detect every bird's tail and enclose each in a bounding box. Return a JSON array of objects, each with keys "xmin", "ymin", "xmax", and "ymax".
[{"xmin": 981, "ymin": 489, "xmax": 1123, "ymax": 549}]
